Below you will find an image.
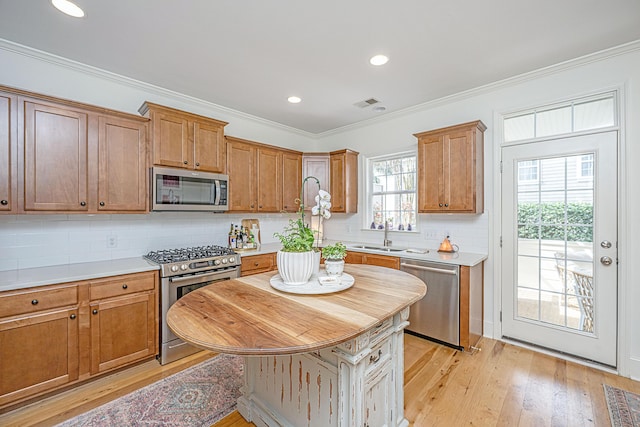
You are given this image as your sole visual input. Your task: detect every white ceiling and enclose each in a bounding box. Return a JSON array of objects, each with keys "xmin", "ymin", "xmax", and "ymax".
[{"xmin": 1, "ymin": 0, "xmax": 639, "ymax": 134}]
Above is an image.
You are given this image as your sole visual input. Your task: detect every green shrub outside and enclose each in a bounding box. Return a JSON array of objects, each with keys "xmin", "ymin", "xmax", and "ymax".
[{"xmin": 517, "ymin": 202, "xmax": 593, "ymax": 242}]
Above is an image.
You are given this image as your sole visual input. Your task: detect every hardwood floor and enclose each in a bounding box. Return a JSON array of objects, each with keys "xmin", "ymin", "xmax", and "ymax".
[{"xmin": 2, "ymin": 334, "xmax": 639, "ymax": 426}]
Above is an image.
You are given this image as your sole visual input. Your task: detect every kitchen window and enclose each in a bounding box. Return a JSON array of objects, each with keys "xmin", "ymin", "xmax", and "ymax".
[{"xmin": 367, "ymin": 152, "xmax": 417, "ymax": 232}]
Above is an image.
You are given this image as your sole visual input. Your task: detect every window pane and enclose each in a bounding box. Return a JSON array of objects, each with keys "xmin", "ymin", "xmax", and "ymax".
[
  {"xmin": 368, "ymin": 154, "xmax": 417, "ymax": 232},
  {"xmin": 505, "ymin": 114, "xmax": 534, "ymax": 142},
  {"xmin": 574, "ymin": 97, "xmax": 614, "ymax": 131},
  {"xmin": 536, "ymin": 106, "xmax": 571, "ymax": 137}
]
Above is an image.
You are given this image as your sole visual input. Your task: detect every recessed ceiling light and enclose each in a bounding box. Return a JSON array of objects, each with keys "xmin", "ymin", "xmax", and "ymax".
[
  {"xmin": 288, "ymin": 96, "xmax": 302, "ymax": 104},
  {"xmin": 51, "ymin": 0, "xmax": 85, "ymax": 18},
  {"xmin": 369, "ymin": 55, "xmax": 389, "ymax": 66}
]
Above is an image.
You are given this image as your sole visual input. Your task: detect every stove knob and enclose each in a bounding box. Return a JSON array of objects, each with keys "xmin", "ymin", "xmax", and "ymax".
[
  {"xmin": 214, "ymin": 259, "xmax": 221, "ymax": 265},
  {"xmin": 221, "ymin": 258, "xmax": 228, "ymax": 264},
  {"xmin": 181, "ymin": 264, "xmax": 188, "ymax": 271},
  {"xmin": 171, "ymin": 265, "xmax": 179, "ymax": 272},
  {"xmin": 228, "ymin": 256, "xmax": 236, "ymax": 264}
]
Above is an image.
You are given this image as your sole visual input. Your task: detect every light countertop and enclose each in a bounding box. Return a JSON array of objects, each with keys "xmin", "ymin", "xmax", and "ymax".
[
  {"xmin": 0, "ymin": 257, "xmax": 159, "ymax": 292},
  {"xmin": 240, "ymin": 240, "xmax": 487, "ymax": 267}
]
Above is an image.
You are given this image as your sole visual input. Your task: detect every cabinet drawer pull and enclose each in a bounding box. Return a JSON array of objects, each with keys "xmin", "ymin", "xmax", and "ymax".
[
  {"xmin": 99, "ymin": 201, "xmax": 105, "ymax": 207},
  {"xmin": 0, "ymin": 199, "xmax": 7, "ymax": 205},
  {"xmin": 31, "ymin": 299, "xmax": 38, "ymax": 305},
  {"xmin": 369, "ymin": 349, "xmax": 382, "ymax": 364},
  {"xmin": 92, "ymin": 309, "xmax": 98, "ymax": 315},
  {"xmin": 70, "ymin": 314, "xmax": 76, "ymax": 320},
  {"xmin": 122, "ymin": 284, "xmax": 128, "ymax": 289},
  {"xmin": 254, "ymin": 262, "xmax": 259, "ymax": 266},
  {"xmin": 80, "ymin": 201, "xmax": 86, "ymax": 206}
]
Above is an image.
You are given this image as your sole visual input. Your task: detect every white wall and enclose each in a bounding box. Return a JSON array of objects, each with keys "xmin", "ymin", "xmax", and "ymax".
[
  {"xmin": 318, "ymin": 44, "xmax": 640, "ymax": 378},
  {"xmin": 1, "ymin": 40, "xmax": 639, "ymax": 378}
]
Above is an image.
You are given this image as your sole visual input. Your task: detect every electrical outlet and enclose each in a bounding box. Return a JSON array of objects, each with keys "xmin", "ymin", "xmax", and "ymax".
[
  {"xmin": 424, "ymin": 230, "xmax": 438, "ymax": 239},
  {"xmin": 107, "ymin": 235, "xmax": 117, "ymax": 248}
]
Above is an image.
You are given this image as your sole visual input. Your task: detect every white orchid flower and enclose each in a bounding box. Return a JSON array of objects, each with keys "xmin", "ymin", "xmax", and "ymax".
[
  {"xmin": 317, "ymin": 190, "xmax": 331, "ymax": 201},
  {"xmin": 311, "ymin": 205, "xmax": 320, "ymax": 215},
  {"xmin": 322, "ymin": 210, "xmax": 332, "ymax": 220}
]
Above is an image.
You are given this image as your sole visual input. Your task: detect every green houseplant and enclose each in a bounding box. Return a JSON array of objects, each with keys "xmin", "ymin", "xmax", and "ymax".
[{"xmin": 322, "ymin": 242, "xmax": 347, "ymax": 276}]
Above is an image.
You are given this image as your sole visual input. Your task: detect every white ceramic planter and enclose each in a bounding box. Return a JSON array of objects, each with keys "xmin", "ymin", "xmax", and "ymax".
[
  {"xmin": 324, "ymin": 259, "xmax": 345, "ymax": 276},
  {"xmin": 277, "ymin": 250, "xmax": 315, "ymax": 285}
]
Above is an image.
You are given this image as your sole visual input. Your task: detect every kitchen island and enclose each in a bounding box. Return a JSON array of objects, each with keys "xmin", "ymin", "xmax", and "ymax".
[{"xmin": 167, "ymin": 264, "xmax": 426, "ymax": 427}]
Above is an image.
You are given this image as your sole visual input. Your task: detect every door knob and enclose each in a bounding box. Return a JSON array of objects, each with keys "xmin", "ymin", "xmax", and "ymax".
[
  {"xmin": 601, "ymin": 240, "xmax": 612, "ymax": 249},
  {"xmin": 600, "ymin": 256, "xmax": 613, "ymax": 266}
]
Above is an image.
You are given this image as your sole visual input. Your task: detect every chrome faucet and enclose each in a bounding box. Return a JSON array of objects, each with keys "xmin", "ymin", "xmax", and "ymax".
[{"xmin": 383, "ymin": 220, "xmax": 392, "ymax": 247}]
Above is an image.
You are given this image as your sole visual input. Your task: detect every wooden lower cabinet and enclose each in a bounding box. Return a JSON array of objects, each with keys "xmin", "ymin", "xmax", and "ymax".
[
  {"xmin": 0, "ymin": 307, "xmax": 79, "ymax": 407},
  {"xmin": 0, "ymin": 271, "xmax": 158, "ymax": 410},
  {"xmin": 89, "ymin": 292, "xmax": 156, "ymax": 375},
  {"xmin": 345, "ymin": 251, "xmax": 400, "ymax": 269},
  {"xmin": 241, "ymin": 253, "xmax": 276, "ymax": 276}
]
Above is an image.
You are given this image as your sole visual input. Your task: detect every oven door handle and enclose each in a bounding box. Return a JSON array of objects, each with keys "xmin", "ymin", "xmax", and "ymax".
[{"xmin": 169, "ymin": 269, "xmax": 238, "ymax": 285}]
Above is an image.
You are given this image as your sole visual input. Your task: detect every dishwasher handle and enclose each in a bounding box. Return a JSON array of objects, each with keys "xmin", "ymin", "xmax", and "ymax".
[{"xmin": 400, "ymin": 262, "xmax": 458, "ymax": 275}]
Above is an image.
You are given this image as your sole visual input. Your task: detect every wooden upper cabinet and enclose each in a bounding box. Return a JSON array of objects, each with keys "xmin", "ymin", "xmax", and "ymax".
[
  {"xmin": 97, "ymin": 116, "xmax": 148, "ymax": 212},
  {"xmin": 227, "ymin": 135, "xmax": 302, "ymax": 213},
  {"xmin": 0, "ymin": 91, "xmax": 16, "ymax": 213},
  {"xmin": 415, "ymin": 120, "xmax": 485, "ymax": 213},
  {"xmin": 302, "ymin": 153, "xmax": 329, "ymax": 211},
  {"xmin": 139, "ymin": 102, "xmax": 227, "ymax": 173},
  {"xmin": 23, "ymin": 100, "xmax": 89, "ymax": 212},
  {"xmin": 256, "ymin": 147, "xmax": 281, "ymax": 212},
  {"xmin": 226, "ymin": 137, "xmax": 256, "ymax": 211},
  {"xmin": 330, "ymin": 149, "xmax": 358, "ymax": 213},
  {"xmin": 282, "ymin": 152, "xmax": 302, "ymax": 212}
]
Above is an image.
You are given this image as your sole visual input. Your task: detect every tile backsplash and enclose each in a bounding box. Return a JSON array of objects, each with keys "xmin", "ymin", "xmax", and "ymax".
[
  {"xmin": 0, "ymin": 213, "xmax": 294, "ymax": 271},
  {"xmin": 0, "ymin": 212, "xmax": 489, "ymax": 272}
]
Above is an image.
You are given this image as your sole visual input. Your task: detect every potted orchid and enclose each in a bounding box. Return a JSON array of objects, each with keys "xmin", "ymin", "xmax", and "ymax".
[{"xmin": 273, "ymin": 176, "xmax": 331, "ymax": 285}]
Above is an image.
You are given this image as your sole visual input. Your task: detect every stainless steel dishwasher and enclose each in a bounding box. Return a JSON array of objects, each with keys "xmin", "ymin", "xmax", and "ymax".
[{"xmin": 400, "ymin": 259, "xmax": 460, "ymax": 348}]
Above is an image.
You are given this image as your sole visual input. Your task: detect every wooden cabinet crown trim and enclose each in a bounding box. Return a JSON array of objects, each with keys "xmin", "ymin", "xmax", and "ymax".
[
  {"xmin": 138, "ymin": 101, "xmax": 228, "ymax": 126},
  {"xmin": 0, "ymin": 84, "xmax": 148, "ymax": 123},
  {"xmin": 225, "ymin": 135, "xmax": 302, "ymax": 155},
  {"xmin": 413, "ymin": 120, "xmax": 486, "ymax": 138}
]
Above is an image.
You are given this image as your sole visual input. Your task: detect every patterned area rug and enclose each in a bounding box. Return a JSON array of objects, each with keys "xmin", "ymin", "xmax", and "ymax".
[
  {"xmin": 604, "ymin": 384, "xmax": 640, "ymax": 427},
  {"xmin": 56, "ymin": 354, "xmax": 243, "ymax": 427}
]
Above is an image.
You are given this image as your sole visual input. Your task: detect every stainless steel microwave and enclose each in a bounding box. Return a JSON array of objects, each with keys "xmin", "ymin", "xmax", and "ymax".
[{"xmin": 151, "ymin": 167, "xmax": 229, "ymax": 212}]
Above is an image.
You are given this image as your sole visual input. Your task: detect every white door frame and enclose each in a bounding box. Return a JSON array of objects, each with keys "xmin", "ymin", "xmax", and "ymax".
[{"xmin": 490, "ymin": 86, "xmax": 629, "ymax": 375}]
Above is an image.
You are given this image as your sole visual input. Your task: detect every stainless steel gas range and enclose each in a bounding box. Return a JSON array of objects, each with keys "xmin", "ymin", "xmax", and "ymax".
[{"xmin": 144, "ymin": 245, "xmax": 240, "ymax": 365}]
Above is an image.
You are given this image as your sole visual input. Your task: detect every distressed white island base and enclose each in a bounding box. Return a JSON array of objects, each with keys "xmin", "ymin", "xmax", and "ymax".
[
  {"xmin": 166, "ymin": 265, "xmax": 426, "ymax": 427},
  {"xmin": 237, "ymin": 308, "xmax": 410, "ymax": 427}
]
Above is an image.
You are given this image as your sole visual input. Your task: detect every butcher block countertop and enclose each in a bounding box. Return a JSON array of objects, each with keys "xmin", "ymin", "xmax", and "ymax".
[{"xmin": 167, "ymin": 264, "xmax": 426, "ymax": 355}]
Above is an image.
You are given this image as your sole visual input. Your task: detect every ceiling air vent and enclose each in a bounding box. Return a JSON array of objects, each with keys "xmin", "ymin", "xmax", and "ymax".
[{"xmin": 353, "ymin": 98, "xmax": 380, "ymax": 108}]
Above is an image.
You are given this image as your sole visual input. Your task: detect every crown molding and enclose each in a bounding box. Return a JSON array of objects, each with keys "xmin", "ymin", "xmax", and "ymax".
[{"xmin": 0, "ymin": 38, "xmax": 316, "ymax": 139}]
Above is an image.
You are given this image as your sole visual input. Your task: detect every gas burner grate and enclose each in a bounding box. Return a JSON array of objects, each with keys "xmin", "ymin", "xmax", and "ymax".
[{"xmin": 144, "ymin": 245, "xmax": 235, "ymax": 264}]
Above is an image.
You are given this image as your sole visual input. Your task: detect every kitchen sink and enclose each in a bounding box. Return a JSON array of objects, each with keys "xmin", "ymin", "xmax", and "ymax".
[{"xmin": 348, "ymin": 245, "xmax": 408, "ymax": 253}]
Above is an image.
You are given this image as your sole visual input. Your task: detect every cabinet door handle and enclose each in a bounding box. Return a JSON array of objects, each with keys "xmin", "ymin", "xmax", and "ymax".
[
  {"xmin": 444, "ymin": 203, "xmax": 449, "ymax": 207},
  {"xmin": 184, "ymin": 160, "xmax": 188, "ymax": 164},
  {"xmin": 254, "ymin": 262, "xmax": 259, "ymax": 266},
  {"xmin": 0, "ymin": 199, "xmax": 7, "ymax": 205},
  {"xmin": 80, "ymin": 201, "xmax": 86, "ymax": 207},
  {"xmin": 92, "ymin": 309, "xmax": 98, "ymax": 315},
  {"xmin": 70, "ymin": 314, "xmax": 76, "ymax": 320},
  {"xmin": 439, "ymin": 203, "xmax": 443, "ymax": 207},
  {"xmin": 122, "ymin": 284, "xmax": 128, "ymax": 289},
  {"xmin": 195, "ymin": 162, "xmax": 200, "ymax": 166},
  {"xmin": 369, "ymin": 349, "xmax": 382, "ymax": 364},
  {"xmin": 31, "ymin": 299, "xmax": 38, "ymax": 305},
  {"xmin": 99, "ymin": 201, "xmax": 105, "ymax": 207}
]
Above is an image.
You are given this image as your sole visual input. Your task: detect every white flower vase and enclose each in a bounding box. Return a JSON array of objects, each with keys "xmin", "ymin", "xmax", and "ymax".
[
  {"xmin": 324, "ymin": 259, "xmax": 345, "ymax": 277},
  {"xmin": 277, "ymin": 250, "xmax": 315, "ymax": 285}
]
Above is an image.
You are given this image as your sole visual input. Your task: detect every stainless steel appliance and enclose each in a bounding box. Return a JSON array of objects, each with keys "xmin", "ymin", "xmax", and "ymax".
[
  {"xmin": 144, "ymin": 245, "xmax": 240, "ymax": 364},
  {"xmin": 400, "ymin": 259, "xmax": 461, "ymax": 349},
  {"xmin": 151, "ymin": 166, "xmax": 229, "ymax": 212}
]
